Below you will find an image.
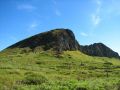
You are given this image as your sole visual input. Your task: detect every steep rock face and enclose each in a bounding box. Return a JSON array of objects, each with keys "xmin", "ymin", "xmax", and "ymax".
[
  {"xmin": 80, "ymin": 43, "xmax": 120, "ymax": 58},
  {"xmin": 8, "ymin": 29, "xmax": 80, "ymax": 52}
]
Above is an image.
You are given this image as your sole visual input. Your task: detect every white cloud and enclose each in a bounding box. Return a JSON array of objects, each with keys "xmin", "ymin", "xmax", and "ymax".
[
  {"xmin": 91, "ymin": 14, "xmax": 101, "ymax": 26},
  {"xmin": 91, "ymin": 0, "xmax": 102, "ymax": 27},
  {"xmin": 52, "ymin": 0, "xmax": 61, "ymax": 16},
  {"xmin": 28, "ymin": 21, "xmax": 39, "ymax": 31},
  {"xmin": 30, "ymin": 22, "xmax": 38, "ymax": 28},
  {"xmin": 80, "ymin": 32, "xmax": 88, "ymax": 37},
  {"xmin": 17, "ymin": 4, "xmax": 36, "ymax": 11}
]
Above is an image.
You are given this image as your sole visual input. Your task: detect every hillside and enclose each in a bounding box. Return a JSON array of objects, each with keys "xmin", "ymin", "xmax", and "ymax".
[
  {"xmin": 0, "ymin": 50, "xmax": 120, "ymax": 90},
  {"xmin": 5, "ymin": 28, "xmax": 120, "ymax": 58},
  {"xmin": 0, "ymin": 29, "xmax": 120, "ymax": 90}
]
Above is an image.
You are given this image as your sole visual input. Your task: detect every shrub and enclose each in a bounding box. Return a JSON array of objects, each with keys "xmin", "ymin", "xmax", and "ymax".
[
  {"xmin": 36, "ymin": 61, "xmax": 42, "ymax": 65},
  {"xmin": 21, "ymin": 73, "xmax": 48, "ymax": 85},
  {"xmin": 8, "ymin": 70, "xmax": 20, "ymax": 75}
]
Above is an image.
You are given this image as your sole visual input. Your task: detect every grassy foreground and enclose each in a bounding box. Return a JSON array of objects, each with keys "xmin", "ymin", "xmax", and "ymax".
[{"xmin": 0, "ymin": 49, "xmax": 120, "ymax": 90}]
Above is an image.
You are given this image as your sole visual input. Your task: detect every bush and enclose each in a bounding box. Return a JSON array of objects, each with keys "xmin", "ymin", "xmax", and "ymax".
[
  {"xmin": 21, "ymin": 73, "xmax": 48, "ymax": 85},
  {"xmin": 36, "ymin": 61, "xmax": 42, "ymax": 65}
]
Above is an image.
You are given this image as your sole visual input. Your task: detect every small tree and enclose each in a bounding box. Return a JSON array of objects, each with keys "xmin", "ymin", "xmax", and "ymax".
[{"xmin": 103, "ymin": 61, "xmax": 113, "ymax": 77}]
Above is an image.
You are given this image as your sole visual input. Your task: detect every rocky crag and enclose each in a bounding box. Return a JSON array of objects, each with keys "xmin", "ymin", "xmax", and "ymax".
[{"xmin": 6, "ymin": 28, "xmax": 120, "ymax": 58}]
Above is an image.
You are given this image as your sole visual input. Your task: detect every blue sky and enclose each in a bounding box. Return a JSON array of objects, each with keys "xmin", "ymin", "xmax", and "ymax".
[{"xmin": 0, "ymin": 0, "xmax": 120, "ymax": 54}]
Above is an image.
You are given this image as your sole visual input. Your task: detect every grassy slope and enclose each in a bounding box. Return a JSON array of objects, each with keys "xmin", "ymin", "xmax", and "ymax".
[{"xmin": 0, "ymin": 49, "xmax": 120, "ymax": 90}]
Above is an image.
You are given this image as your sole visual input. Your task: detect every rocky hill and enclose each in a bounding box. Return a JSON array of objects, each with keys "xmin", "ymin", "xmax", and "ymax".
[
  {"xmin": 7, "ymin": 29, "xmax": 80, "ymax": 52},
  {"xmin": 6, "ymin": 28, "xmax": 120, "ymax": 58},
  {"xmin": 80, "ymin": 43, "xmax": 120, "ymax": 58}
]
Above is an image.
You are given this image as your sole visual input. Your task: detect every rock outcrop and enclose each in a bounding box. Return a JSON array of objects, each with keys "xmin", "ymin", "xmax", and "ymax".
[
  {"xmin": 8, "ymin": 29, "xmax": 80, "ymax": 52},
  {"xmin": 80, "ymin": 43, "xmax": 120, "ymax": 58},
  {"xmin": 6, "ymin": 28, "xmax": 120, "ymax": 58}
]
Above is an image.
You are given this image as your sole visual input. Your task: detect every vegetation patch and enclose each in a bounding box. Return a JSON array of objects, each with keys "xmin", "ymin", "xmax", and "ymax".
[
  {"xmin": 0, "ymin": 51, "xmax": 119, "ymax": 90},
  {"xmin": 20, "ymin": 72, "xmax": 48, "ymax": 85}
]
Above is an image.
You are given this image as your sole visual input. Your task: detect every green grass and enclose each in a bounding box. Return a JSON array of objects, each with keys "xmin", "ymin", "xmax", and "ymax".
[{"xmin": 0, "ymin": 49, "xmax": 120, "ymax": 90}]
